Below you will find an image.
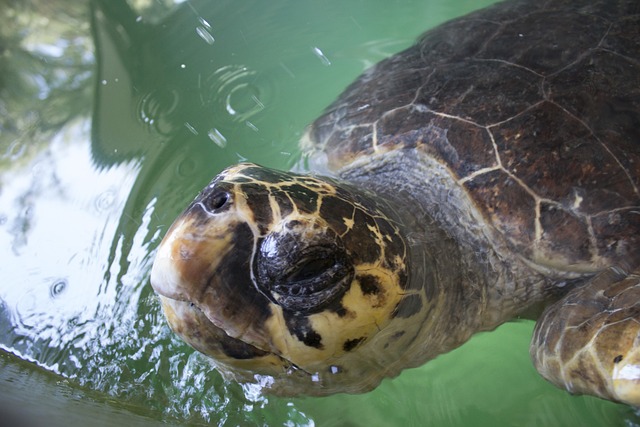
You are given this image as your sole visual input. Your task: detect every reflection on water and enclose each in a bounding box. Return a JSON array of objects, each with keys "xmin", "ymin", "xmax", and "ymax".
[
  {"xmin": 0, "ymin": 0, "xmax": 639, "ymax": 425},
  {"xmin": 1, "ymin": 123, "xmax": 138, "ymax": 356}
]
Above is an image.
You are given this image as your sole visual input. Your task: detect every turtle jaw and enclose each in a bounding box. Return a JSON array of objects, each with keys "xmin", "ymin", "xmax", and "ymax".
[
  {"xmin": 155, "ymin": 294, "xmax": 392, "ymax": 397},
  {"xmin": 158, "ymin": 295, "xmax": 267, "ymax": 359},
  {"xmin": 156, "ymin": 294, "xmax": 296, "ymax": 374}
]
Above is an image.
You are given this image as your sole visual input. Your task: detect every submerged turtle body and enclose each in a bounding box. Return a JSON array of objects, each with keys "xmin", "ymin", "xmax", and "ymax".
[{"xmin": 151, "ymin": 0, "xmax": 640, "ymax": 403}]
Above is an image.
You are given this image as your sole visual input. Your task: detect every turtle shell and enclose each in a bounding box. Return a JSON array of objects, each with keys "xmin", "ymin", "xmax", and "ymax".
[{"xmin": 304, "ymin": 0, "xmax": 640, "ymax": 273}]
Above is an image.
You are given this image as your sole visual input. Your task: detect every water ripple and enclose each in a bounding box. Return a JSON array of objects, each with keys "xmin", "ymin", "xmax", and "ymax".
[
  {"xmin": 49, "ymin": 279, "xmax": 67, "ymax": 299},
  {"xmin": 204, "ymin": 64, "xmax": 273, "ymax": 125},
  {"xmin": 137, "ymin": 88, "xmax": 181, "ymax": 136}
]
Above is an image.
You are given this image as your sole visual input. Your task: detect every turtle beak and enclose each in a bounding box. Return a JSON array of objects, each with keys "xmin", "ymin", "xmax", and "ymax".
[
  {"xmin": 150, "ymin": 214, "xmax": 228, "ymax": 303},
  {"xmin": 150, "ymin": 224, "xmax": 190, "ymax": 302}
]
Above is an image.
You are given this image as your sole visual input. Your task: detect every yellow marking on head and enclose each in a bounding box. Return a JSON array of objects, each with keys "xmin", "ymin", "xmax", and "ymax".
[
  {"xmin": 367, "ymin": 223, "xmax": 387, "ymax": 251},
  {"xmin": 343, "ymin": 216, "xmax": 355, "ymax": 230}
]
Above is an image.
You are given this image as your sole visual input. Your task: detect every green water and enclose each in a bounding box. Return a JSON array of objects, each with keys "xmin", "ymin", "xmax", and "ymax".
[{"xmin": 0, "ymin": 0, "xmax": 638, "ymax": 425}]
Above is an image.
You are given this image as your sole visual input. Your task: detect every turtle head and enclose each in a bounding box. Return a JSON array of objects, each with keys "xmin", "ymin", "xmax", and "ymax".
[{"xmin": 150, "ymin": 163, "xmax": 413, "ymax": 395}]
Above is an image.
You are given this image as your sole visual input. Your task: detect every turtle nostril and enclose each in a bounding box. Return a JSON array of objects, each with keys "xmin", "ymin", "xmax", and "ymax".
[{"xmin": 204, "ymin": 191, "xmax": 230, "ymax": 212}]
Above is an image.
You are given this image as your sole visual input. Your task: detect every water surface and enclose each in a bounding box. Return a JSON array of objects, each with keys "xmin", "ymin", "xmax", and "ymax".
[{"xmin": 0, "ymin": 0, "xmax": 638, "ymax": 425}]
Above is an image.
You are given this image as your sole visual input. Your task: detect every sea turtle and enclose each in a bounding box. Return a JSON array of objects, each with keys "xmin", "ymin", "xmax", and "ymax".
[{"xmin": 150, "ymin": 0, "xmax": 640, "ymax": 404}]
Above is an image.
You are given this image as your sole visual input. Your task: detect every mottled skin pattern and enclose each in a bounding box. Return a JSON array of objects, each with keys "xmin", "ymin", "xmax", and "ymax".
[
  {"xmin": 151, "ymin": 0, "xmax": 640, "ymax": 403},
  {"xmin": 152, "ymin": 164, "xmax": 419, "ymax": 394}
]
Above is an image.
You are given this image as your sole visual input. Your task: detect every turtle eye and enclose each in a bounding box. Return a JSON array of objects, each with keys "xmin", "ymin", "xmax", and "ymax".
[
  {"xmin": 202, "ymin": 191, "xmax": 230, "ymax": 213},
  {"xmin": 287, "ymin": 257, "xmax": 335, "ymax": 282}
]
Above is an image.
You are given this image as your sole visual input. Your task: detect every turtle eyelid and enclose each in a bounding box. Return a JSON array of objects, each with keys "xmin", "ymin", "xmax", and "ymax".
[
  {"xmin": 202, "ymin": 191, "xmax": 231, "ymax": 213},
  {"xmin": 286, "ymin": 257, "xmax": 335, "ymax": 283}
]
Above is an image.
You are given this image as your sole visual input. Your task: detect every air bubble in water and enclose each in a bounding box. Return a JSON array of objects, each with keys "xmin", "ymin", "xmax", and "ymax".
[
  {"xmin": 196, "ymin": 26, "xmax": 215, "ymax": 45},
  {"xmin": 184, "ymin": 122, "xmax": 198, "ymax": 135},
  {"xmin": 312, "ymin": 47, "xmax": 331, "ymax": 66},
  {"xmin": 208, "ymin": 128, "xmax": 227, "ymax": 148},
  {"xmin": 245, "ymin": 121, "xmax": 258, "ymax": 132}
]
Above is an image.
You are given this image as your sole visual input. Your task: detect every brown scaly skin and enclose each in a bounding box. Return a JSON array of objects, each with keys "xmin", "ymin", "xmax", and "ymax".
[
  {"xmin": 532, "ymin": 268, "xmax": 640, "ymax": 406},
  {"xmin": 151, "ymin": 0, "xmax": 640, "ymax": 403}
]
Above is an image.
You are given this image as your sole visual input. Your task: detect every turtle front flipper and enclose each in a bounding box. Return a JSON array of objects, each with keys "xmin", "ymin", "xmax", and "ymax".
[{"xmin": 531, "ymin": 268, "xmax": 640, "ymax": 406}]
